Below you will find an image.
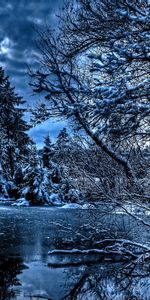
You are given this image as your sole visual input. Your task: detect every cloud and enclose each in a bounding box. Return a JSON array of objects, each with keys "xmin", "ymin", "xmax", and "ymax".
[
  {"xmin": 0, "ymin": 0, "xmax": 65, "ymax": 145},
  {"xmin": 0, "ymin": 0, "xmax": 64, "ymax": 93},
  {"xmin": 0, "ymin": 37, "xmax": 11, "ymax": 54}
]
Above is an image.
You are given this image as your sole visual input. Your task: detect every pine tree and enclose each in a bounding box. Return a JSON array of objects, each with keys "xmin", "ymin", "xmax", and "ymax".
[
  {"xmin": 20, "ymin": 143, "xmax": 53, "ymax": 205},
  {"xmin": 42, "ymin": 135, "xmax": 54, "ymax": 169},
  {"xmin": 54, "ymin": 128, "xmax": 72, "ymax": 165},
  {"xmin": 0, "ymin": 162, "xmax": 9, "ymax": 199},
  {"xmin": 56, "ymin": 128, "xmax": 70, "ymax": 149},
  {"xmin": 0, "ymin": 67, "xmax": 30, "ymax": 181}
]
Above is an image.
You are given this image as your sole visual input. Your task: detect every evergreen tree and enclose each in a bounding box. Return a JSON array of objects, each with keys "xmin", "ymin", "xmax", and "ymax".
[
  {"xmin": 42, "ymin": 135, "xmax": 54, "ymax": 169},
  {"xmin": 19, "ymin": 142, "xmax": 50, "ymax": 205},
  {"xmin": 56, "ymin": 128, "xmax": 70, "ymax": 149},
  {"xmin": 0, "ymin": 162, "xmax": 9, "ymax": 199},
  {"xmin": 0, "ymin": 67, "xmax": 30, "ymax": 181},
  {"xmin": 54, "ymin": 128, "xmax": 71, "ymax": 164}
]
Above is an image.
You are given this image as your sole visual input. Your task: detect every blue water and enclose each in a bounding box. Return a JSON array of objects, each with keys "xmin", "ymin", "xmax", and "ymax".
[{"xmin": 0, "ymin": 204, "xmax": 150, "ymax": 299}]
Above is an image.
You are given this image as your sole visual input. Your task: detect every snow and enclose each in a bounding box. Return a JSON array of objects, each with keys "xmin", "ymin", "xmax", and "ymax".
[
  {"xmin": 82, "ymin": 203, "xmax": 96, "ymax": 209},
  {"xmin": 49, "ymin": 193, "xmax": 63, "ymax": 206},
  {"xmin": 48, "ymin": 248, "xmax": 104, "ymax": 254},
  {"xmin": 48, "ymin": 248, "xmax": 106, "ymax": 266},
  {"xmin": 62, "ymin": 203, "xmax": 83, "ymax": 209},
  {"xmin": 12, "ymin": 198, "xmax": 29, "ymax": 207},
  {"xmin": 0, "ymin": 197, "xmax": 9, "ymax": 201}
]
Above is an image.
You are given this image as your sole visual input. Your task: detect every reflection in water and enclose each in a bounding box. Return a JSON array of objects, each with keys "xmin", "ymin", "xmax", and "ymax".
[
  {"xmin": 0, "ymin": 205, "xmax": 150, "ymax": 299},
  {"xmin": 61, "ymin": 263, "xmax": 150, "ymax": 300},
  {"xmin": 0, "ymin": 257, "xmax": 25, "ymax": 300},
  {"xmin": 12, "ymin": 261, "xmax": 150, "ymax": 300},
  {"xmin": 16, "ymin": 262, "xmax": 85, "ymax": 299}
]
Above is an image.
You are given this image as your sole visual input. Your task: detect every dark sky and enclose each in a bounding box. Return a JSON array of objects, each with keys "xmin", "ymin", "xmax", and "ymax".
[{"xmin": 0, "ymin": 0, "xmax": 65, "ymax": 148}]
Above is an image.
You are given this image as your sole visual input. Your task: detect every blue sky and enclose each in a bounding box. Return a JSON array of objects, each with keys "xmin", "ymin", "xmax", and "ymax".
[{"xmin": 0, "ymin": 0, "xmax": 65, "ymax": 148}]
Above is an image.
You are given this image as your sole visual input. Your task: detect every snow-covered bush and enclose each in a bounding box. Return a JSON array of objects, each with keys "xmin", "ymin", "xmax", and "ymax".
[
  {"xmin": 49, "ymin": 193, "xmax": 63, "ymax": 206},
  {"xmin": 12, "ymin": 198, "xmax": 29, "ymax": 207},
  {"xmin": 65, "ymin": 188, "xmax": 83, "ymax": 203},
  {"xmin": 20, "ymin": 165, "xmax": 52, "ymax": 205}
]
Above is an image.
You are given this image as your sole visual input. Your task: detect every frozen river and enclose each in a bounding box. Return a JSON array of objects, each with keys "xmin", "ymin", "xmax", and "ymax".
[{"xmin": 0, "ymin": 203, "xmax": 150, "ymax": 299}]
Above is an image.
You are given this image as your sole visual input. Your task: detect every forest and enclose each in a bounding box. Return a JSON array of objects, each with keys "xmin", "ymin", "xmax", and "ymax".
[{"xmin": 0, "ymin": 64, "xmax": 149, "ymax": 207}]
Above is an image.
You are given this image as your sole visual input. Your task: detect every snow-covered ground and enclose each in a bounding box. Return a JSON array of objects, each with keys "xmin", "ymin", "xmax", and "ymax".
[
  {"xmin": 1, "ymin": 197, "xmax": 150, "ymax": 218},
  {"xmin": 62, "ymin": 203, "xmax": 83, "ymax": 209},
  {"xmin": 12, "ymin": 198, "xmax": 30, "ymax": 207}
]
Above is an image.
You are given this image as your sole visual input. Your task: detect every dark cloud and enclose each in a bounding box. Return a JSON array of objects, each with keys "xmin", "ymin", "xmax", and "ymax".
[
  {"xmin": 0, "ymin": 0, "xmax": 64, "ymax": 90},
  {"xmin": 0, "ymin": 0, "xmax": 65, "ymax": 147}
]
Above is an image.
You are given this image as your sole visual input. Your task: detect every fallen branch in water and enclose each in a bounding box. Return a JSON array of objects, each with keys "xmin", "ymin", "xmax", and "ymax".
[
  {"xmin": 94, "ymin": 239, "xmax": 150, "ymax": 252},
  {"xmin": 48, "ymin": 239, "xmax": 150, "ymax": 267}
]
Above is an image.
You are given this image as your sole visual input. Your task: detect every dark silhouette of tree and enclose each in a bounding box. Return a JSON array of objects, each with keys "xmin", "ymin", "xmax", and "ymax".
[
  {"xmin": 0, "ymin": 257, "xmax": 24, "ymax": 300},
  {"xmin": 0, "ymin": 67, "xmax": 30, "ymax": 181},
  {"xmin": 42, "ymin": 135, "xmax": 54, "ymax": 169}
]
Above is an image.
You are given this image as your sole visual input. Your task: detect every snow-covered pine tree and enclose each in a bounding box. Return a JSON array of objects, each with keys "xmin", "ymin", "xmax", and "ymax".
[
  {"xmin": 0, "ymin": 162, "xmax": 9, "ymax": 199},
  {"xmin": 54, "ymin": 128, "xmax": 71, "ymax": 164},
  {"xmin": 53, "ymin": 130, "xmax": 85, "ymax": 203},
  {"xmin": 19, "ymin": 142, "xmax": 52, "ymax": 205},
  {"xmin": 0, "ymin": 67, "xmax": 30, "ymax": 182},
  {"xmin": 42, "ymin": 135, "xmax": 54, "ymax": 169},
  {"xmin": 56, "ymin": 128, "xmax": 70, "ymax": 148}
]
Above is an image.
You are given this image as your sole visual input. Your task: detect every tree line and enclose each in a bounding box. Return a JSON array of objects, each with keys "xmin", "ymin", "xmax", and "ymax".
[{"xmin": 0, "ymin": 0, "xmax": 149, "ymax": 205}]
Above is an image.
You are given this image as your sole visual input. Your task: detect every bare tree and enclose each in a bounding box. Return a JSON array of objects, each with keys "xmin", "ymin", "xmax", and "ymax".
[{"xmin": 30, "ymin": 0, "xmax": 150, "ymax": 183}]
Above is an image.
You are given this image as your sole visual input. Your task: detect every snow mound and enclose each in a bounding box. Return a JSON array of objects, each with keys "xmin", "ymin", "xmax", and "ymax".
[
  {"xmin": 82, "ymin": 203, "xmax": 96, "ymax": 209},
  {"xmin": 0, "ymin": 197, "xmax": 9, "ymax": 201},
  {"xmin": 62, "ymin": 203, "xmax": 83, "ymax": 209},
  {"xmin": 49, "ymin": 193, "xmax": 63, "ymax": 206},
  {"xmin": 12, "ymin": 198, "xmax": 29, "ymax": 207}
]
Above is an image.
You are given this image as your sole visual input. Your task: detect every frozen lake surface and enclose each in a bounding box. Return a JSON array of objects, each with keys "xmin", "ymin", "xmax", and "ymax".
[{"xmin": 0, "ymin": 203, "xmax": 150, "ymax": 299}]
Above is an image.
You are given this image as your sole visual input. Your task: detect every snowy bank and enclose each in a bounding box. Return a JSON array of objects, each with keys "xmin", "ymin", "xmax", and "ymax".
[
  {"xmin": 12, "ymin": 198, "xmax": 30, "ymax": 207},
  {"xmin": 61, "ymin": 203, "xmax": 83, "ymax": 209}
]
